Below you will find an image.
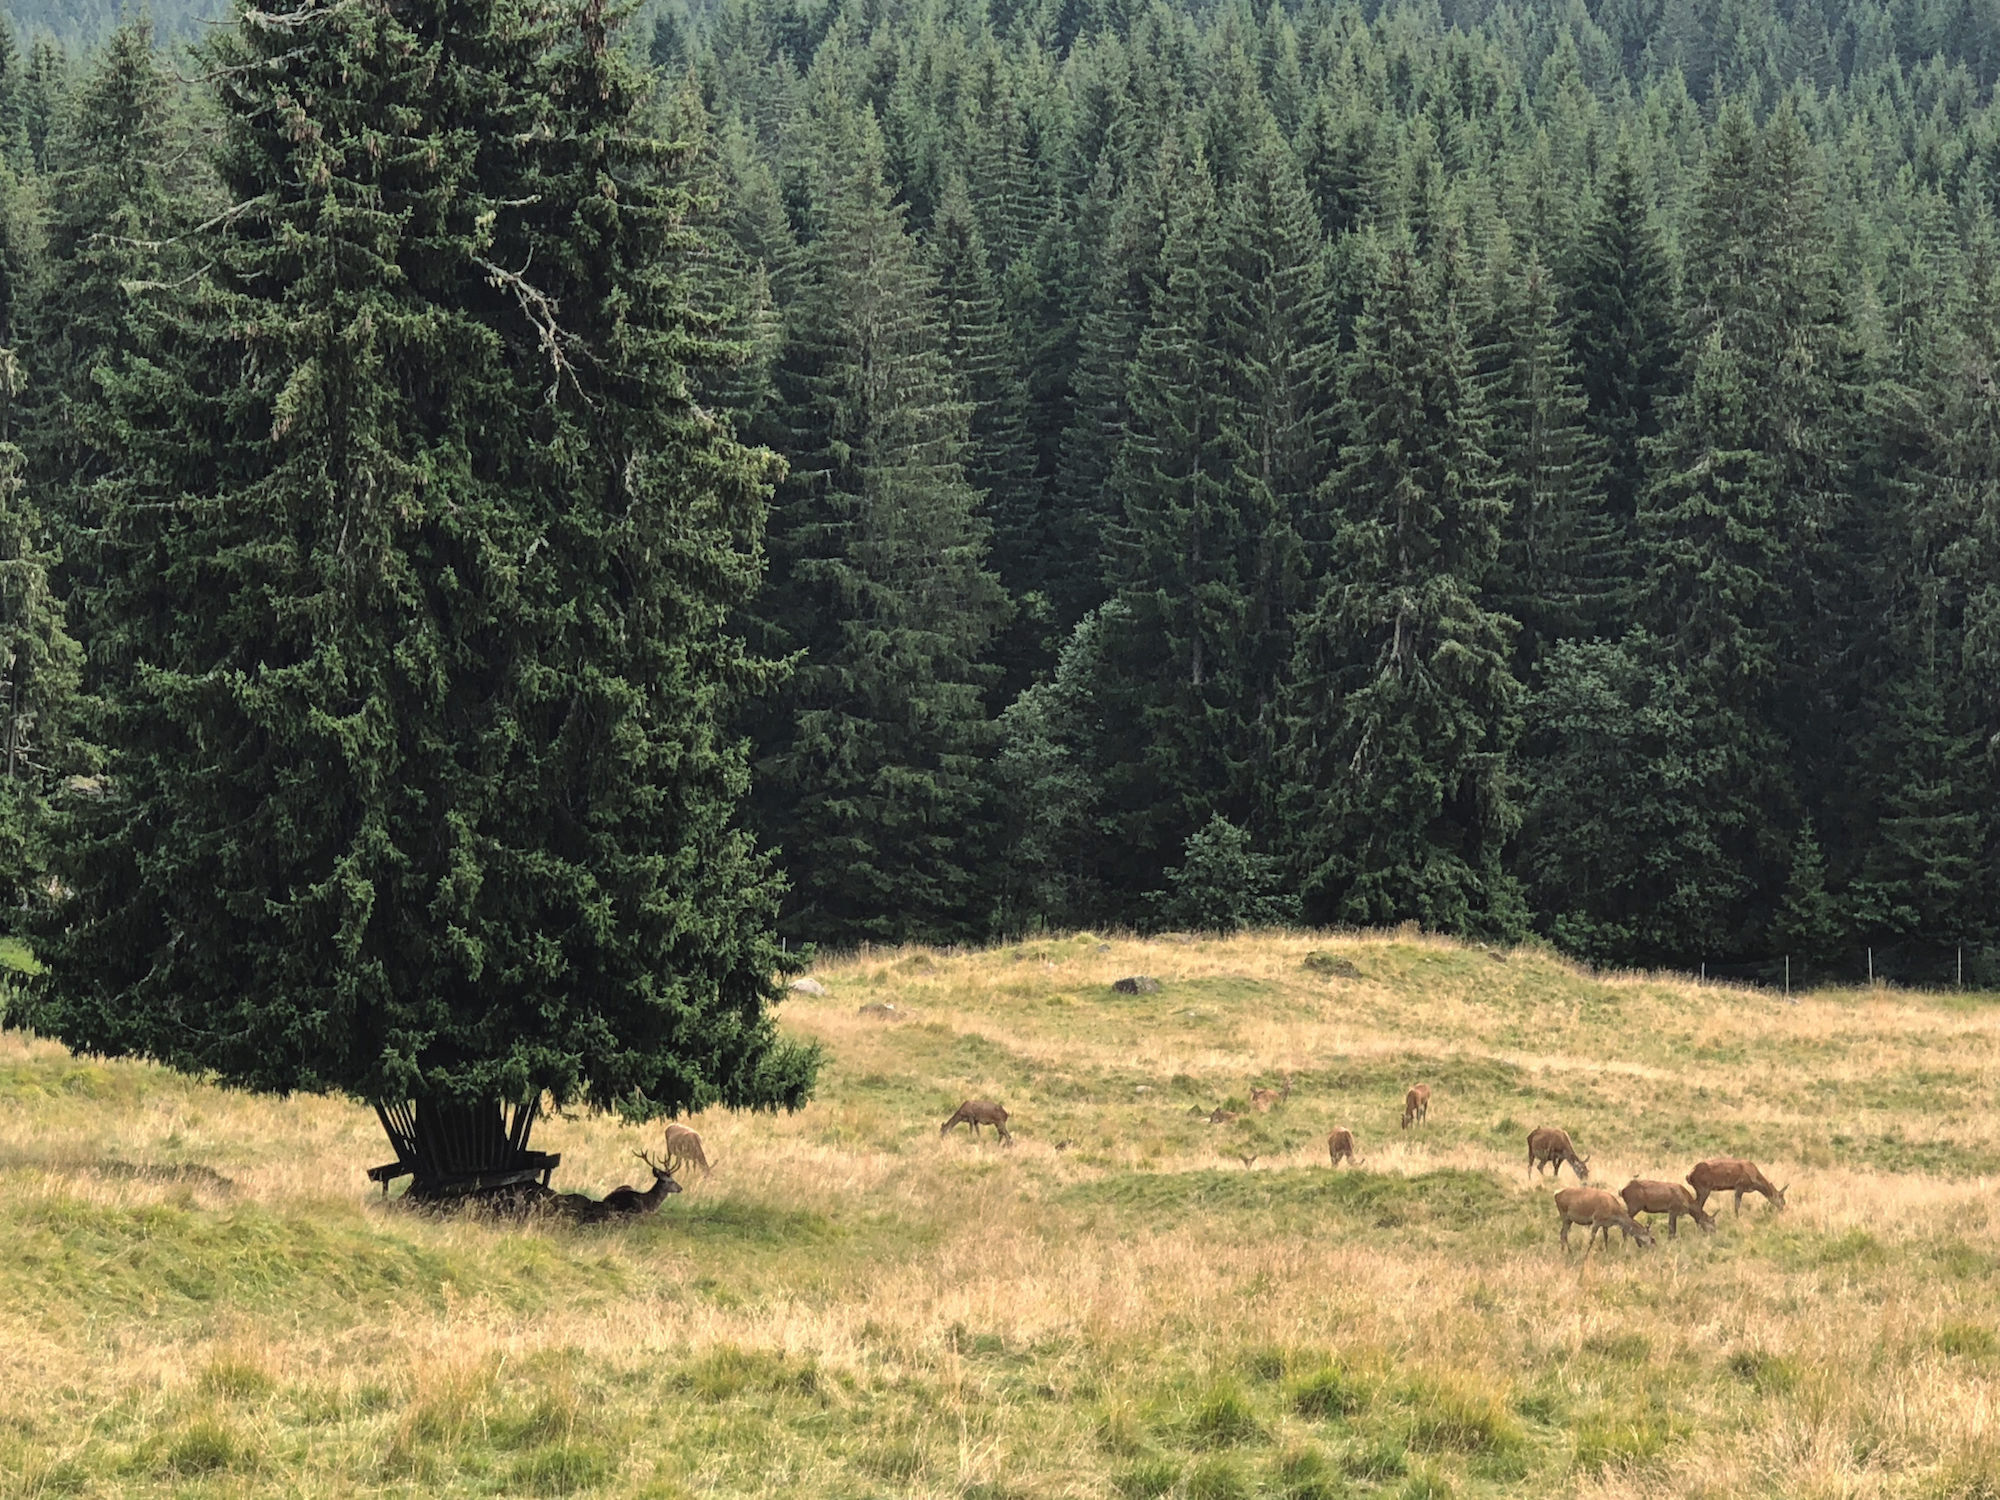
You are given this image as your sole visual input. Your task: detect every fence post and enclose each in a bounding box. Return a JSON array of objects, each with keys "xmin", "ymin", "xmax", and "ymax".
[
  {"xmin": 1961, "ymin": 947, "xmax": 1965, "ymax": 991},
  {"xmin": 1785, "ymin": 955, "xmax": 1791, "ymax": 1000},
  {"xmin": 1867, "ymin": 947, "xmax": 1873, "ymax": 986}
]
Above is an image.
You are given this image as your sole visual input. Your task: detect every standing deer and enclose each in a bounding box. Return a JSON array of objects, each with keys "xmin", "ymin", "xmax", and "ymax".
[
  {"xmin": 1527, "ymin": 1126, "xmax": 1591, "ymax": 1181},
  {"xmin": 1249, "ymin": 1076, "xmax": 1293, "ymax": 1112},
  {"xmin": 1686, "ymin": 1159, "xmax": 1787, "ymax": 1214},
  {"xmin": 1620, "ymin": 1179, "xmax": 1715, "ymax": 1239},
  {"xmin": 1554, "ymin": 1186, "xmax": 1655, "ymax": 1251},
  {"xmin": 1402, "ymin": 1085, "xmax": 1430, "ymax": 1130},
  {"xmin": 941, "ymin": 1099, "xmax": 1012, "ymax": 1143},
  {"xmin": 1327, "ymin": 1127, "xmax": 1358, "ymax": 1166},
  {"xmin": 663, "ymin": 1121, "xmax": 712, "ymax": 1177}
]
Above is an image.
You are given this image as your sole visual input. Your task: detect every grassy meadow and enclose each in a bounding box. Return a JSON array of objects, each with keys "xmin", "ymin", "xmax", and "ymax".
[{"xmin": 2, "ymin": 930, "xmax": 1999, "ymax": 1499}]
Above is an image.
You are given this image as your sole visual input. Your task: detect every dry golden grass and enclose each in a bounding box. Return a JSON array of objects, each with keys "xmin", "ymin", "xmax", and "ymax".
[{"xmin": 1, "ymin": 928, "xmax": 1998, "ymax": 1498}]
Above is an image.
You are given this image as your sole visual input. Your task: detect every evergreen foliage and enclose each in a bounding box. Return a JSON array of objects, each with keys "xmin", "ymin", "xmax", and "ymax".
[
  {"xmin": 1278, "ymin": 234, "xmax": 1523, "ymax": 936},
  {"xmin": 3, "ymin": 0, "xmax": 1999, "ymax": 981},
  {"xmin": 21, "ymin": 0, "xmax": 819, "ymax": 1126}
]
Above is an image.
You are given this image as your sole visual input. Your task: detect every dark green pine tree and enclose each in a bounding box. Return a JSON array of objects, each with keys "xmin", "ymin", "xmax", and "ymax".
[
  {"xmin": 928, "ymin": 176, "xmax": 1041, "ymax": 618},
  {"xmin": 24, "ymin": 0, "xmax": 818, "ymax": 1181},
  {"xmin": 0, "ymin": 21, "xmax": 26, "ymax": 173},
  {"xmin": 23, "ymin": 18, "xmax": 189, "ymax": 549},
  {"xmin": 754, "ymin": 112, "xmax": 1011, "ymax": 944},
  {"xmin": 1092, "ymin": 154, "xmax": 1244, "ymax": 893},
  {"xmin": 1482, "ymin": 248, "xmax": 1612, "ymax": 665},
  {"xmin": 1774, "ymin": 820, "xmax": 1844, "ymax": 974},
  {"xmin": 1634, "ymin": 329, "xmax": 1790, "ymax": 953},
  {"xmin": 0, "ymin": 356, "xmax": 86, "ymax": 909},
  {"xmin": 20, "ymin": 36, "xmax": 64, "ymax": 175},
  {"xmin": 1049, "ymin": 149, "xmax": 1176, "ymax": 624},
  {"xmin": 1566, "ymin": 138, "xmax": 1676, "ymax": 571},
  {"xmin": 1278, "ymin": 232, "xmax": 1524, "ymax": 936}
]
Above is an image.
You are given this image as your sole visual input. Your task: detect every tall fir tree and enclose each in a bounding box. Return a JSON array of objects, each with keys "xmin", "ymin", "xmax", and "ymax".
[
  {"xmin": 753, "ymin": 111, "xmax": 1010, "ymax": 943},
  {"xmin": 1482, "ymin": 245, "xmax": 1612, "ymax": 666},
  {"xmin": 1278, "ymin": 232, "xmax": 1524, "ymax": 935},
  {"xmin": 1565, "ymin": 137, "xmax": 1676, "ymax": 582},
  {"xmin": 24, "ymin": 18, "xmax": 190, "ymax": 554},
  {"xmin": 24, "ymin": 0, "xmax": 818, "ymax": 1176}
]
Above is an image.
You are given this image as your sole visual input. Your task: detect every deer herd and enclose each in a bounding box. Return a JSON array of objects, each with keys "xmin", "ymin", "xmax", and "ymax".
[{"xmin": 937, "ymin": 1080, "xmax": 1788, "ymax": 1254}]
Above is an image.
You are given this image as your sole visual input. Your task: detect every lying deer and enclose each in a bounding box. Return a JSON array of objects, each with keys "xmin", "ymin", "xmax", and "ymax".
[
  {"xmin": 1402, "ymin": 1084, "xmax": 1430, "ymax": 1130},
  {"xmin": 1687, "ymin": 1158, "xmax": 1787, "ymax": 1214},
  {"xmin": 548, "ymin": 1152, "xmax": 681, "ymax": 1225},
  {"xmin": 663, "ymin": 1121, "xmax": 711, "ymax": 1177},
  {"xmin": 1554, "ymin": 1186, "xmax": 1655, "ymax": 1251},
  {"xmin": 1249, "ymin": 1076, "xmax": 1292, "ymax": 1112},
  {"xmin": 1527, "ymin": 1126, "xmax": 1591, "ymax": 1182},
  {"xmin": 941, "ymin": 1099, "xmax": 1012, "ymax": 1143},
  {"xmin": 1619, "ymin": 1178, "xmax": 1715, "ymax": 1238},
  {"xmin": 1208, "ymin": 1107, "xmax": 1239, "ymax": 1124},
  {"xmin": 1327, "ymin": 1127, "xmax": 1358, "ymax": 1166}
]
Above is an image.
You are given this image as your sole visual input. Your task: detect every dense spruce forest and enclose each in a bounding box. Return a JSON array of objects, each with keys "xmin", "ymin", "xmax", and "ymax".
[{"xmin": 0, "ymin": 0, "xmax": 1996, "ymax": 994}]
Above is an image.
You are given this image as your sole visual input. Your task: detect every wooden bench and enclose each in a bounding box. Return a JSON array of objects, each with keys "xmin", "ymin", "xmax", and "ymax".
[{"xmin": 366, "ymin": 1150, "xmax": 561, "ymax": 1195}]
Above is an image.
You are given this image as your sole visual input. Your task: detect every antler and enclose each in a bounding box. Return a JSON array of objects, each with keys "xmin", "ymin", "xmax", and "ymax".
[{"xmin": 636, "ymin": 1148, "xmax": 675, "ymax": 1177}]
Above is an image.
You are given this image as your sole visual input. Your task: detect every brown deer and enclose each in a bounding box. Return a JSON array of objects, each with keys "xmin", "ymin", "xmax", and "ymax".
[
  {"xmin": 941, "ymin": 1099, "xmax": 1012, "ymax": 1143},
  {"xmin": 1554, "ymin": 1186, "xmax": 1655, "ymax": 1251},
  {"xmin": 544, "ymin": 1153, "xmax": 681, "ymax": 1225},
  {"xmin": 1402, "ymin": 1084, "xmax": 1430, "ymax": 1130},
  {"xmin": 1249, "ymin": 1075, "xmax": 1293, "ymax": 1112},
  {"xmin": 1208, "ymin": 1107, "xmax": 1239, "ymax": 1124},
  {"xmin": 1527, "ymin": 1126, "xmax": 1591, "ymax": 1182},
  {"xmin": 1620, "ymin": 1178, "xmax": 1715, "ymax": 1239},
  {"xmin": 663, "ymin": 1121, "xmax": 711, "ymax": 1177},
  {"xmin": 1687, "ymin": 1158, "xmax": 1787, "ymax": 1214},
  {"xmin": 1327, "ymin": 1127, "xmax": 1358, "ymax": 1166},
  {"xmin": 599, "ymin": 1152, "xmax": 682, "ymax": 1216}
]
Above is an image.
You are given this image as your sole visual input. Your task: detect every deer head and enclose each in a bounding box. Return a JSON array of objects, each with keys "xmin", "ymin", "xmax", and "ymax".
[{"xmin": 637, "ymin": 1149, "xmax": 683, "ymax": 1193}]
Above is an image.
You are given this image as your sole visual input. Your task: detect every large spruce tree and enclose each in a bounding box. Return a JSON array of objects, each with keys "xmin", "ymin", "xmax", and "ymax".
[
  {"xmin": 751, "ymin": 109, "xmax": 1009, "ymax": 944},
  {"xmin": 1279, "ymin": 233, "xmax": 1523, "ymax": 935},
  {"xmin": 23, "ymin": 0, "xmax": 818, "ymax": 1179}
]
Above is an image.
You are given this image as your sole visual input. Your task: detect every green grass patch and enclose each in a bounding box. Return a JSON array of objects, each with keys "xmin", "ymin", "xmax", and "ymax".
[
  {"xmin": 1291, "ymin": 1364, "xmax": 1370, "ymax": 1420},
  {"xmin": 1401, "ymin": 1373, "xmax": 1524, "ymax": 1454},
  {"xmin": 1184, "ymin": 1379, "xmax": 1265, "ymax": 1448}
]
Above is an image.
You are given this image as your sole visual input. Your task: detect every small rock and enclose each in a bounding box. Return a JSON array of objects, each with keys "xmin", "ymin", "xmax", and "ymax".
[
  {"xmin": 857, "ymin": 1001, "xmax": 906, "ymax": 1020},
  {"xmin": 1301, "ymin": 952, "xmax": 1361, "ymax": 980},
  {"xmin": 1112, "ymin": 975, "xmax": 1161, "ymax": 994},
  {"xmin": 1096, "ymin": 943, "xmax": 1112, "ymax": 954},
  {"xmin": 788, "ymin": 977, "xmax": 828, "ymax": 996}
]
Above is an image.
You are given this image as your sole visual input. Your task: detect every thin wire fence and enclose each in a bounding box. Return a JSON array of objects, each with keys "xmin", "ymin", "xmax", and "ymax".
[{"xmin": 1694, "ymin": 942, "xmax": 2000, "ymax": 994}]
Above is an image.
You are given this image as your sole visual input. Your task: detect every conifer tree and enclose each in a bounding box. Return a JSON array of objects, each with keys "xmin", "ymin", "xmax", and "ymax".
[
  {"xmin": 0, "ymin": 355, "xmax": 84, "ymax": 907},
  {"xmin": 754, "ymin": 111, "xmax": 1010, "ymax": 943},
  {"xmin": 25, "ymin": 0, "xmax": 818, "ymax": 1176},
  {"xmin": 24, "ymin": 18, "xmax": 189, "ymax": 548},
  {"xmin": 1566, "ymin": 138, "xmax": 1676, "ymax": 550},
  {"xmin": 1278, "ymin": 233, "xmax": 1523, "ymax": 935},
  {"xmin": 929, "ymin": 176, "xmax": 1041, "ymax": 605},
  {"xmin": 1483, "ymin": 249, "xmax": 1611, "ymax": 662}
]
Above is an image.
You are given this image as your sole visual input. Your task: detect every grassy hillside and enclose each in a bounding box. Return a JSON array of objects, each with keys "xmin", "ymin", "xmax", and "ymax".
[{"xmin": 1, "ymin": 931, "xmax": 1998, "ymax": 1498}]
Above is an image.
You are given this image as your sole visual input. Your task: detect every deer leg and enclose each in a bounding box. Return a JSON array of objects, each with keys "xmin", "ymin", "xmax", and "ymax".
[
  {"xmin": 1667, "ymin": 1211, "xmax": 1678, "ymax": 1240},
  {"xmin": 1734, "ymin": 1189, "xmax": 1745, "ymax": 1214}
]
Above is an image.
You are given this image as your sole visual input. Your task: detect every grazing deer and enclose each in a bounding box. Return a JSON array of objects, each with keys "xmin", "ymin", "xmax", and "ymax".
[
  {"xmin": 1249, "ymin": 1075, "xmax": 1293, "ymax": 1112},
  {"xmin": 1620, "ymin": 1178, "xmax": 1715, "ymax": 1239},
  {"xmin": 1686, "ymin": 1158, "xmax": 1787, "ymax": 1214},
  {"xmin": 663, "ymin": 1121, "xmax": 711, "ymax": 1177},
  {"xmin": 1327, "ymin": 1127, "xmax": 1358, "ymax": 1166},
  {"xmin": 941, "ymin": 1099, "xmax": 1012, "ymax": 1143},
  {"xmin": 1527, "ymin": 1126, "xmax": 1591, "ymax": 1182},
  {"xmin": 1402, "ymin": 1084, "xmax": 1430, "ymax": 1130},
  {"xmin": 1554, "ymin": 1186, "xmax": 1655, "ymax": 1251}
]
